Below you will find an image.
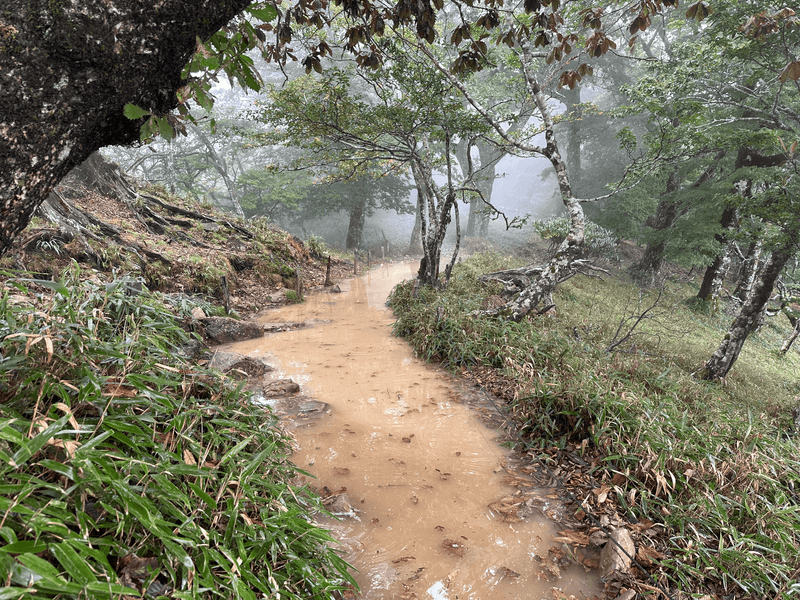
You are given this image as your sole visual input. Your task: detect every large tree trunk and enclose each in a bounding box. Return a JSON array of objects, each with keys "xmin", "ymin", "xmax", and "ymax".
[
  {"xmin": 703, "ymin": 226, "xmax": 800, "ymax": 380},
  {"xmin": 0, "ymin": 0, "xmax": 250, "ymax": 255}
]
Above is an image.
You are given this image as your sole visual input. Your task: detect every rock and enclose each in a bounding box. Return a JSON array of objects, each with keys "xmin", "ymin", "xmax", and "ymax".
[
  {"xmin": 208, "ymin": 351, "xmax": 273, "ymax": 378},
  {"xmin": 615, "ymin": 590, "xmax": 636, "ymax": 600},
  {"xmin": 202, "ymin": 222, "xmax": 222, "ymax": 232},
  {"xmin": 297, "ymin": 400, "xmax": 330, "ymax": 415},
  {"xmin": 263, "ymin": 379, "xmax": 301, "ymax": 397},
  {"xmin": 262, "ymin": 322, "xmax": 304, "ymax": 333},
  {"xmin": 178, "ymin": 339, "xmax": 207, "ymax": 361},
  {"xmin": 329, "ymin": 284, "xmax": 341, "ymax": 293},
  {"xmin": 200, "ymin": 316, "xmax": 263, "ymax": 344},
  {"xmin": 191, "ymin": 306, "xmax": 206, "ymax": 319},
  {"xmin": 324, "ymin": 493, "xmax": 355, "ymax": 516},
  {"xmin": 600, "ymin": 528, "xmax": 635, "ymax": 577}
]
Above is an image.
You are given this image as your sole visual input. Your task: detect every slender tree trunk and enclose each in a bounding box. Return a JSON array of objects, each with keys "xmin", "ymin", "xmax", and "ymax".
[
  {"xmin": 345, "ymin": 199, "xmax": 367, "ymax": 251},
  {"xmin": 632, "ymin": 169, "xmax": 680, "ymax": 281},
  {"xmin": 781, "ymin": 315, "xmax": 800, "ymax": 354},
  {"xmin": 703, "ymin": 225, "xmax": 800, "ymax": 380},
  {"xmin": 408, "ymin": 193, "xmax": 423, "ymax": 255},
  {"xmin": 0, "ymin": 0, "xmax": 251, "ymax": 255},
  {"xmin": 502, "ymin": 48, "xmax": 584, "ymax": 320},
  {"xmin": 635, "ymin": 151, "xmax": 728, "ymax": 283},
  {"xmin": 709, "ymin": 239, "xmax": 734, "ymax": 300},
  {"xmin": 733, "ymin": 236, "xmax": 763, "ymax": 303},
  {"xmin": 698, "ymin": 206, "xmax": 739, "ymax": 300}
]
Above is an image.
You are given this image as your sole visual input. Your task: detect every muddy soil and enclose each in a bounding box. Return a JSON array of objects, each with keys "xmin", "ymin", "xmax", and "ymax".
[{"xmin": 224, "ymin": 263, "xmax": 602, "ymax": 600}]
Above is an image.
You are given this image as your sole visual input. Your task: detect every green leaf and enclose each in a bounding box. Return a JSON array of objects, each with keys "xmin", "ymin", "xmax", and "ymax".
[
  {"xmin": 16, "ymin": 553, "xmax": 63, "ymax": 580},
  {"xmin": 19, "ymin": 278, "xmax": 70, "ymax": 297},
  {"xmin": 156, "ymin": 116, "xmax": 175, "ymax": 141},
  {"xmin": 49, "ymin": 543, "xmax": 97, "ymax": 584},
  {"xmin": 0, "ymin": 541, "xmax": 47, "ymax": 554},
  {"xmin": 247, "ymin": 5, "xmax": 278, "ymax": 22},
  {"xmin": 12, "ymin": 416, "xmax": 69, "ymax": 467},
  {"xmin": 123, "ymin": 103, "xmax": 150, "ymax": 120},
  {"xmin": 188, "ymin": 482, "xmax": 218, "ymax": 510}
]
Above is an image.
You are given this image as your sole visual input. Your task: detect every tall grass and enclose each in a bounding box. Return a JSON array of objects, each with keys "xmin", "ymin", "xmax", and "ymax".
[
  {"xmin": 0, "ymin": 267, "xmax": 355, "ymax": 599},
  {"xmin": 388, "ymin": 252, "xmax": 800, "ymax": 599}
]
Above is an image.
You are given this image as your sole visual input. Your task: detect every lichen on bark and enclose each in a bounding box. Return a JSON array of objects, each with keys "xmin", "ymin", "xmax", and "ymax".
[{"xmin": 0, "ymin": 0, "xmax": 251, "ymax": 255}]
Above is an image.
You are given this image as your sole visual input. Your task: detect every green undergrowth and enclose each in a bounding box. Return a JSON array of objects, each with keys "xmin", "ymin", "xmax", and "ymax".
[
  {"xmin": 0, "ymin": 268, "xmax": 355, "ymax": 599},
  {"xmin": 388, "ymin": 251, "xmax": 800, "ymax": 599}
]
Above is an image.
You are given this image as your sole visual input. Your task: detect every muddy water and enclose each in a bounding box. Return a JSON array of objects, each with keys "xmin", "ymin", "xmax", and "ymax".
[{"xmin": 228, "ymin": 263, "xmax": 601, "ymax": 600}]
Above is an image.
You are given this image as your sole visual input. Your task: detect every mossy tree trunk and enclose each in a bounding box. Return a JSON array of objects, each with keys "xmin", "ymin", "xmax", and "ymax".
[
  {"xmin": 0, "ymin": 0, "xmax": 250, "ymax": 255},
  {"xmin": 703, "ymin": 225, "xmax": 800, "ymax": 380}
]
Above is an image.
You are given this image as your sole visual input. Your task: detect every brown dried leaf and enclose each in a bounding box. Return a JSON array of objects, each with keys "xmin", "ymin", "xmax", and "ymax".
[
  {"xmin": 553, "ymin": 529, "xmax": 591, "ymax": 547},
  {"xmin": 635, "ymin": 546, "xmax": 665, "ymax": 567},
  {"xmin": 183, "ymin": 448, "xmax": 196, "ymax": 466}
]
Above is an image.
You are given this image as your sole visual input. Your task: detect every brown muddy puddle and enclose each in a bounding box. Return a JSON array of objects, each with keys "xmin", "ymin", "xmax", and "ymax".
[{"xmin": 226, "ymin": 262, "xmax": 601, "ymax": 600}]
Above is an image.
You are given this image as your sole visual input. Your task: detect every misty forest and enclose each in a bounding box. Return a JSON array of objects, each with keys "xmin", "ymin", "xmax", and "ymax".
[{"xmin": 1, "ymin": 0, "xmax": 800, "ymax": 599}]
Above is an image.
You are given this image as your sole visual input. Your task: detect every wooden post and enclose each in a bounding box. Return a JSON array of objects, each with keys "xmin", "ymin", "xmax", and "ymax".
[
  {"xmin": 367, "ymin": 250, "xmax": 371, "ymax": 268},
  {"xmin": 324, "ymin": 255, "xmax": 332, "ymax": 286},
  {"xmin": 354, "ymin": 252, "xmax": 358, "ymax": 275},
  {"xmin": 295, "ymin": 268, "xmax": 303, "ymax": 301},
  {"xmin": 382, "ymin": 246, "xmax": 385, "ymax": 262},
  {"xmin": 221, "ymin": 275, "xmax": 231, "ymax": 314}
]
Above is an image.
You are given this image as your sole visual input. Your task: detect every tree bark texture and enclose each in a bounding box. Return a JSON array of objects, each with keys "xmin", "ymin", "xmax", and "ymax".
[
  {"xmin": 703, "ymin": 226, "xmax": 800, "ymax": 380},
  {"xmin": 733, "ymin": 237, "xmax": 763, "ymax": 303},
  {"xmin": 0, "ymin": 0, "xmax": 251, "ymax": 255},
  {"xmin": 563, "ymin": 85, "xmax": 582, "ymax": 197},
  {"xmin": 697, "ymin": 205, "xmax": 739, "ymax": 301}
]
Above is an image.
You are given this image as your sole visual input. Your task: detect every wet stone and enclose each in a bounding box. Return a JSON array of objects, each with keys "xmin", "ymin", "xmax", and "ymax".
[
  {"xmin": 200, "ymin": 316, "xmax": 263, "ymax": 344},
  {"xmin": 209, "ymin": 351, "xmax": 272, "ymax": 378},
  {"xmin": 298, "ymin": 400, "xmax": 329, "ymax": 414},
  {"xmin": 262, "ymin": 322, "xmax": 305, "ymax": 333},
  {"xmin": 262, "ymin": 378, "xmax": 301, "ymax": 397},
  {"xmin": 600, "ymin": 527, "xmax": 635, "ymax": 577}
]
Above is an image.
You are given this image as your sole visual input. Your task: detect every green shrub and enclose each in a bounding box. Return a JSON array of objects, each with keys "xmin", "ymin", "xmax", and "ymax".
[
  {"xmin": 389, "ymin": 253, "xmax": 800, "ymax": 599},
  {"xmin": 0, "ymin": 270, "xmax": 354, "ymax": 599}
]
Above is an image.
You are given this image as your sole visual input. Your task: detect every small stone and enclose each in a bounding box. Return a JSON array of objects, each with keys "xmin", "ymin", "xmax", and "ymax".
[
  {"xmin": 191, "ymin": 306, "xmax": 206, "ymax": 319},
  {"xmin": 600, "ymin": 528, "xmax": 635, "ymax": 577},
  {"xmin": 329, "ymin": 284, "xmax": 341, "ymax": 293}
]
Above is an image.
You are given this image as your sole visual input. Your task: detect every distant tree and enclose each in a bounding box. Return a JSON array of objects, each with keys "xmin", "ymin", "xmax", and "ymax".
[
  {"xmin": 260, "ymin": 47, "xmax": 488, "ymax": 285},
  {"xmin": 7, "ymin": 0, "xmax": 789, "ymax": 260},
  {"xmin": 239, "ymin": 166, "xmax": 411, "ymax": 249}
]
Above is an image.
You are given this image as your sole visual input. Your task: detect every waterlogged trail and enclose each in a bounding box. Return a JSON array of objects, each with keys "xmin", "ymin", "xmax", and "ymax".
[{"xmin": 228, "ymin": 263, "xmax": 601, "ymax": 600}]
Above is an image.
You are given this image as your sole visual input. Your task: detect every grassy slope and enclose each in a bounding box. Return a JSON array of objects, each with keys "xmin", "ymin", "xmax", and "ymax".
[
  {"xmin": 0, "ymin": 190, "xmax": 357, "ymax": 598},
  {"xmin": 389, "ymin": 251, "xmax": 800, "ymax": 599}
]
